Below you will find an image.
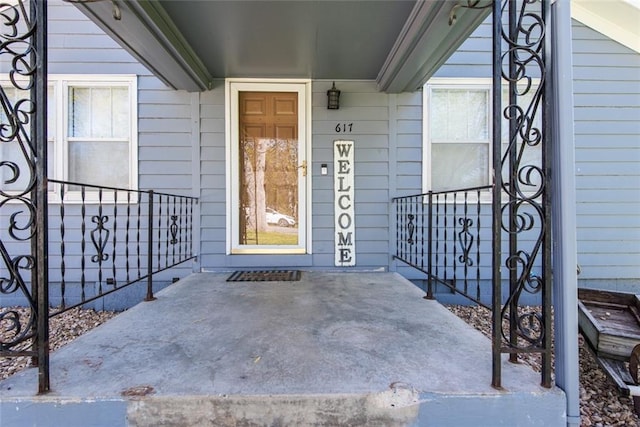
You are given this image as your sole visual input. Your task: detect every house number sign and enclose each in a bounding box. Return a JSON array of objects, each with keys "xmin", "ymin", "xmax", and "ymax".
[{"xmin": 334, "ymin": 140, "xmax": 355, "ymax": 266}]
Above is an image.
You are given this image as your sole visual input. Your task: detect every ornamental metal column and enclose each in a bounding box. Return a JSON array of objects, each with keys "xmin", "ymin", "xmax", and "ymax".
[
  {"xmin": 0, "ymin": 0, "xmax": 49, "ymax": 393},
  {"xmin": 492, "ymin": 0, "xmax": 553, "ymax": 389}
]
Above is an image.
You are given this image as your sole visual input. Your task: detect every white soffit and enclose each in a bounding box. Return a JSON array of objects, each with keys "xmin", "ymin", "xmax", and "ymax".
[{"xmin": 571, "ymin": 0, "xmax": 640, "ymax": 53}]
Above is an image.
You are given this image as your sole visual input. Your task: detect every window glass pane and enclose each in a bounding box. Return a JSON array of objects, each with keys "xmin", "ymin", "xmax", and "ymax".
[
  {"xmin": 430, "ymin": 90, "xmax": 448, "ymax": 140},
  {"xmin": 48, "ymin": 85, "xmax": 55, "ymax": 136},
  {"xmin": 47, "ymin": 140, "xmax": 54, "ymax": 191},
  {"xmin": 68, "ymin": 141, "xmax": 129, "ymax": 188},
  {"xmin": 112, "ymin": 87, "xmax": 129, "ymax": 138},
  {"xmin": 69, "ymin": 87, "xmax": 91, "ymax": 137},
  {"xmin": 431, "ymin": 88, "xmax": 488, "ymax": 141},
  {"xmin": 448, "ymin": 90, "xmax": 469, "ymax": 141},
  {"xmin": 69, "ymin": 86, "xmax": 129, "ymax": 139},
  {"xmin": 468, "ymin": 90, "xmax": 488, "ymax": 140},
  {"xmin": 431, "ymin": 143, "xmax": 489, "ymax": 191},
  {"xmin": 91, "ymin": 87, "xmax": 112, "ymax": 138}
]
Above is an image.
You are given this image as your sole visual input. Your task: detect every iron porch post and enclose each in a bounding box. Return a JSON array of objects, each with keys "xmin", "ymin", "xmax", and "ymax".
[
  {"xmin": 491, "ymin": 0, "xmax": 503, "ymax": 389},
  {"xmin": 34, "ymin": 0, "xmax": 50, "ymax": 394}
]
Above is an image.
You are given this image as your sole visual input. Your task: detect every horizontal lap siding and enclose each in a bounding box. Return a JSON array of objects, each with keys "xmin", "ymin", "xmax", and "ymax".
[
  {"xmin": 48, "ymin": 0, "xmax": 194, "ymax": 196},
  {"xmin": 199, "ymin": 86, "xmax": 226, "ymax": 267},
  {"xmin": 198, "ymin": 81, "xmax": 404, "ymax": 270},
  {"xmin": 572, "ymin": 20, "xmax": 640, "ymax": 282},
  {"xmin": 433, "ymin": 22, "xmax": 492, "ymax": 79},
  {"xmin": 392, "ymin": 92, "xmax": 424, "ymax": 279},
  {"xmin": 1, "ymin": 1, "xmax": 194, "ymax": 290},
  {"xmin": 137, "ymin": 74, "xmax": 193, "ymax": 194},
  {"xmin": 47, "ymin": 1, "xmax": 147, "ymax": 75},
  {"xmin": 312, "ymin": 81, "xmax": 390, "ymax": 269},
  {"xmin": 431, "ymin": 17, "xmax": 640, "ymax": 288}
]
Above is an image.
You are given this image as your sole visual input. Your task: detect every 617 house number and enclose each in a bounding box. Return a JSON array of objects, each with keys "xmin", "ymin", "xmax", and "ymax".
[{"xmin": 335, "ymin": 123, "xmax": 353, "ymax": 133}]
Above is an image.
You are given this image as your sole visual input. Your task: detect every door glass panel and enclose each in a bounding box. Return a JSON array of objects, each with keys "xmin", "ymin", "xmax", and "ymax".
[{"xmin": 238, "ymin": 92, "xmax": 299, "ymax": 246}]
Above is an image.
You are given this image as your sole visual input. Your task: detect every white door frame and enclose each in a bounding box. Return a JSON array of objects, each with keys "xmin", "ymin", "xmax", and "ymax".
[{"xmin": 225, "ymin": 79, "xmax": 312, "ymax": 254}]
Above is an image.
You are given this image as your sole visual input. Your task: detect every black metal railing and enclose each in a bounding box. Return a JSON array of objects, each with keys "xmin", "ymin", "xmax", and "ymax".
[
  {"xmin": 1, "ymin": 178, "xmax": 198, "ymax": 390},
  {"xmin": 0, "ymin": 0, "xmax": 50, "ymax": 392},
  {"xmin": 48, "ymin": 179, "xmax": 198, "ymax": 315},
  {"xmin": 393, "ymin": 185, "xmax": 493, "ymax": 307},
  {"xmin": 394, "ymin": 0, "xmax": 553, "ymax": 392}
]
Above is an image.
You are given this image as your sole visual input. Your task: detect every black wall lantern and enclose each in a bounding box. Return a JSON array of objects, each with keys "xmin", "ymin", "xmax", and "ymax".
[{"xmin": 327, "ymin": 82, "xmax": 340, "ymax": 110}]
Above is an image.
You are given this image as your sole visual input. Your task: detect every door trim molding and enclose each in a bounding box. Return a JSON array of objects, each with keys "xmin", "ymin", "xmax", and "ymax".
[{"xmin": 224, "ymin": 78, "xmax": 312, "ymax": 255}]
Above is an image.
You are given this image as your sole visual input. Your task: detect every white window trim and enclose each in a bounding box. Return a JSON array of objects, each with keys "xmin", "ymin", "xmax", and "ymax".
[
  {"xmin": 422, "ymin": 78, "xmax": 494, "ymax": 203},
  {"xmin": 1, "ymin": 74, "xmax": 138, "ymax": 204},
  {"xmin": 224, "ymin": 78, "xmax": 312, "ymax": 255},
  {"xmin": 423, "ymin": 77, "xmax": 542, "ymax": 204}
]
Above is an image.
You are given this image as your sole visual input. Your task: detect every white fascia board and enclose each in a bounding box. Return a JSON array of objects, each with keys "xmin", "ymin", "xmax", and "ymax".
[
  {"xmin": 73, "ymin": 0, "xmax": 213, "ymax": 92},
  {"xmin": 572, "ymin": 0, "xmax": 640, "ymax": 53},
  {"xmin": 376, "ymin": 0, "xmax": 492, "ymax": 93}
]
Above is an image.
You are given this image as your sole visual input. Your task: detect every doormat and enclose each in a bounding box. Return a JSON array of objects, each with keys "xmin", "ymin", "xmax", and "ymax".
[{"xmin": 227, "ymin": 270, "xmax": 301, "ymax": 282}]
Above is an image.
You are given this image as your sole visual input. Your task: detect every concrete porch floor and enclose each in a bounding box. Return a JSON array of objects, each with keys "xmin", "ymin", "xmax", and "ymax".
[{"xmin": 0, "ymin": 272, "xmax": 565, "ymax": 426}]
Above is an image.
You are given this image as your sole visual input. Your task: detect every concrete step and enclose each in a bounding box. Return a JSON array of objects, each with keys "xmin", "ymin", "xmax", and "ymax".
[{"xmin": 0, "ymin": 272, "xmax": 566, "ymax": 426}]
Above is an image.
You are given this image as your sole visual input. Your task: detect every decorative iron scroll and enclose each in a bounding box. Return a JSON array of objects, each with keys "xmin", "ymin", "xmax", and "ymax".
[
  {"xmin": 494, "ymin": 0, "xmax": 552, "ymax": 388},
  {"xmin": 393, "ymin": 185, "xmax": 492, "ymax": 308},
  {"xmin": 90, "ymin": 215, "xmax": 110, "ymax": 263},
  {"xmin": 170, "ymin": 215, "xmax": 179, "ymax": 245},
  {"xmin": 457, "ymin": 217, "xmax": 474, "ymax": 267},
  {"xmin": 406, "ymin": 214, "xmax": 415, "ymax": 244},
  {"xmin": 0, "ymin": 1, "xmax": 39, "ymax": 354}
]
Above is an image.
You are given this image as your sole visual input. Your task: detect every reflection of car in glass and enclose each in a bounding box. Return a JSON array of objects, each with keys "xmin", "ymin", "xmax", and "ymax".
[{"xmin": 265, "ymin": 207, "xmax": 296, "ymax": 227}]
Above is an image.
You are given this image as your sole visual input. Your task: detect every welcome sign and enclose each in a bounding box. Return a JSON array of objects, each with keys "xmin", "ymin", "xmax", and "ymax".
[{"xmin": 334, "ymin": 140, "xmax": 355, "ymax": 266}]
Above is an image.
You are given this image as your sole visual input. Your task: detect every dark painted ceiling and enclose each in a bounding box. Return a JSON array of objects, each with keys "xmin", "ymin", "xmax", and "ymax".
[
  {"xmin": 73, "ymin": 0, "xmax": 493, "ymax": 92},
  {"xmin": 159, "ymin": 0, "xmax": 416, "ymax": 79}
]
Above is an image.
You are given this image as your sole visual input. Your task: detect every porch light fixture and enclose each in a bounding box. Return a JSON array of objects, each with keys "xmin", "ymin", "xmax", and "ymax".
[{"xmin": 327, "ymin": 82, "xmax": 340, "ymax": 110}]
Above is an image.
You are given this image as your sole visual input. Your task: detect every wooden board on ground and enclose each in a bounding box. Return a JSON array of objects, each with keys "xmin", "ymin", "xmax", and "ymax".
[{"xmin": 578, "ymin": 288, "xmax": 640, "ymax": 361}]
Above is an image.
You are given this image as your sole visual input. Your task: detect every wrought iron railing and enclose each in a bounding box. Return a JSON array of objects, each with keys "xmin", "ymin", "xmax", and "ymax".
[
  {"xmin": 47, "ymin": 179, "xmax": 198, "ymax": 315},
  {"xmin": 394, "ymin": 0, "xmax": 553, "ymax": 391},
  {"xmin": 1, "ymin": 179, "xmax": 198, "ymax": 391},
  {"xmin": 492, "ymin": 0, "xmax": 552, "ymax": 390},
  {"xmin": 393, "ymin": 185, "xmax": 493, "ymax": 307},
  {"xmin": 0, "ymin": 0, "xmax": 50, "ymax": 392}
]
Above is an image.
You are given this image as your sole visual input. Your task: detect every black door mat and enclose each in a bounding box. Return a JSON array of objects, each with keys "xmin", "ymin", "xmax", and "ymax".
[{"xmin": 227, "ymin": 270, "xmax": 302, "ymax": 282}]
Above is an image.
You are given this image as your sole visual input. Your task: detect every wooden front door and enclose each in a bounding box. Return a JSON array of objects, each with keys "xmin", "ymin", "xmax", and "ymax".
[{"xmin": 230, "ymin": 85, "xmax": 308, "ymax": 254}]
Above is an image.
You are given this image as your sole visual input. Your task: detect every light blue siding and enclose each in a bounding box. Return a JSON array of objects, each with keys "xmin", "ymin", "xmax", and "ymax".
[
  {"xmin": 572, "ymin": 20, "xmax": 640, "ymax": 286},
  {"xmin": 1, "ymin": 2, "xmax": 638, "ymax": 299},
  {"xmin": 430, "ymin": 17, "xmax": 640, "ymax": 291}
]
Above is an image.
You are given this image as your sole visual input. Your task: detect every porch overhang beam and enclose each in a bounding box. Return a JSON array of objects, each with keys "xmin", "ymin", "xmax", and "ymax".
[
  {"xmin": 72, "ymin": 0, "xmax": 212, "ymax": 92},
  {"xmin": 376, "ymin": 0, "xmax": 491, "ymax": 93}
]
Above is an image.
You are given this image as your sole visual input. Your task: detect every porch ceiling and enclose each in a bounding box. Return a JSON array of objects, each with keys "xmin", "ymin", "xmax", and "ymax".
[{"xmin": 71, "ymin": 0, "xmax": 492, "ymax": 93}]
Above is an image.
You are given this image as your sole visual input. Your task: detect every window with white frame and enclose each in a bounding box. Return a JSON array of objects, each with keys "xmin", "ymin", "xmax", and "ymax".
[
  {"xmin": 1, "ymin": 75, "xmax": 137, "ymax": 199},
  {"xmin": 423, "ymin": 78, "xmax": 542, "ymax": 199}
]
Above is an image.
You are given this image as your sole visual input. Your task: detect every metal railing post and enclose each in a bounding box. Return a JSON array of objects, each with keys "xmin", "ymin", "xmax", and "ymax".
[
  {"xmin": 491, "ymin": 0, "xmax": 503, "ymax": 390},
  {"xmin": 146, "ymin": 190, "xmax": 156, "ymax": 301},
  {"xmin": 426, "ymin": 192, "xmax": 434, "ymax": 299},
  {"xmin": 34, "ymin": 0, "xmax": 50, "ymax": 394}
]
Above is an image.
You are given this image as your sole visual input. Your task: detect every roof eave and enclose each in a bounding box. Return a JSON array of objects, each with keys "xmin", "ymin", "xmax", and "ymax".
[
  {"xmin": 376, "ymin": 1, "xmax": 492, "ymax": 93},
  {"xmin": 73, "ymin": 0, "xmax": 213, "ymax": 92}
]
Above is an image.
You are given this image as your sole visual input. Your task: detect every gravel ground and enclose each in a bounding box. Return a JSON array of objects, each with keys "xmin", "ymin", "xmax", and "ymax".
[
  {"xmin": 446, "ymin": 305, "xmax": 640, "ymax": 427},
  {"xmin": 0, "ymin": 307, "xmax": 118, "ymax": 381},
  {"xmin": 2, "ymin": 305, "xmax": 639, "ymax": 426}
]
